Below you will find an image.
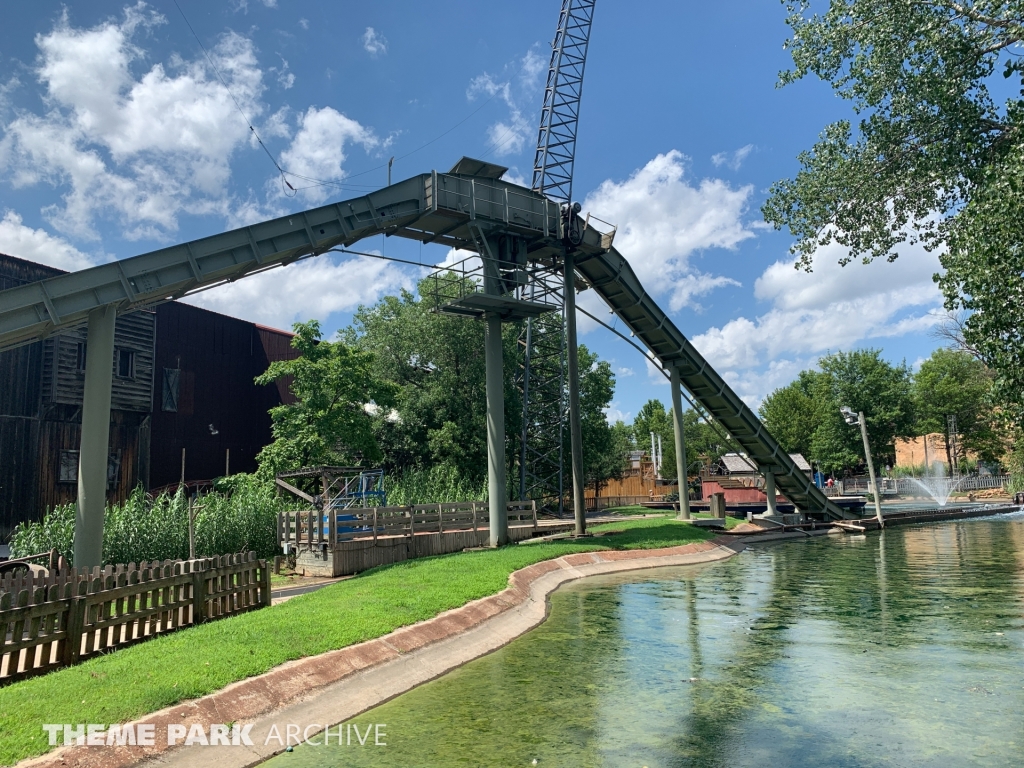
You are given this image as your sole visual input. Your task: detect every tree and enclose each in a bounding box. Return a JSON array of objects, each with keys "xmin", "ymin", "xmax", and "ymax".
[
  {"xmin": 759, "ymin": 371, "xmax": 822, "ymax": 459},
  {"xmin": 764, "ymin": 1, "xmax": 1024, "ymax": 420},
  {"xmin": 758, "ymin": 349, "xmax": 914, "ymax": 474},
  {"xmin": 345, "ymin": 276, "xmax": 618, "ymax": 495},
  {"xmin": 344, "ymin": 280, "xmax": 520, "ymax": 487},
  {"xmin": 577, "ymin": 347, "xmax": 620, "ymax": 493},
  {"xmin": 255, "ymin": 320, "xmax": 395, "ymax": 478},
  {"xmin": 913, "ymin": 347, "xmax": 1001, "ymax": 463}
]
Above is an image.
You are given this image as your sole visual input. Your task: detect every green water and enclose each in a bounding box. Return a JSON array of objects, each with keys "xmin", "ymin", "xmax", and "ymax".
[{"xmin": 268, "ymin": 512, "xmax": 1024, "ymax": 767}]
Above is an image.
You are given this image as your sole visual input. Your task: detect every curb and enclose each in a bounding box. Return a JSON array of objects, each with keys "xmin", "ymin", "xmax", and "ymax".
[{"xmin": 17, "ymin": 537, "xmax": 744, "ymax": 768}]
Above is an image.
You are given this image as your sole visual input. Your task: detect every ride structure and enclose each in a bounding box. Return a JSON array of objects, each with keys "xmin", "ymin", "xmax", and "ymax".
[{"xmin": 0, "ymin": 1, "xmax": 847, "ymax": 565}]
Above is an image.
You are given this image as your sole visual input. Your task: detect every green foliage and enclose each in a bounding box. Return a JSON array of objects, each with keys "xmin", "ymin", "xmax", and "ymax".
[
  {"xmin": 344, "ymin": 283, "xmax": 520, "ymax": 487},
  {"xmin": 383, "ymin": 466, "xmax": 487, "ymax": 506},
  {"xmin": 759, "ymin": 349, "xmax": 914, "ymax": 474},
  {"xmin": 765, "ymin": 1, "xmax": 1024, "ymax": 422},
  {"xmin": 9, "ymin": 477, "xmax": 286, "ymax": 566},
  {"xmin": 577, "ymin": 347, "xmax": 619, "ymax": 490},
  {"xmin": 940, "ymin": 143, "xmax": 1024, "ymax": 424},
  {"xmin": 346, "ymin": 280, "xmax": 619, "ymax": 494},
  {"xmin": 913, "ymin": 347, "xmax": 1002, "ymax": 462},
  {"xmin": 631, "ymin": 399, "xmax": 737, "ymax": 479},
  {"xmin": 255, "ymin": 320, "xmax": 395, "ymax": 478},
  {"xmin": 891, "ymin": 463, "xmax": 929, "ymax": 478}
]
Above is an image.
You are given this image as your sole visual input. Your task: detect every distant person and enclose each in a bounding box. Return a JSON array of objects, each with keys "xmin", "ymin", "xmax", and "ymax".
[{"xmin": 826, "ymin": 477, "xmax": 835, "ymax": 489}]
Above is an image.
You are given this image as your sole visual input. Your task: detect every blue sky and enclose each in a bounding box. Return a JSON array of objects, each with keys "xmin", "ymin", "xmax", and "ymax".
[{"xmin": 0, "ymin": 1, "xmax": 946, "ymax": 421}]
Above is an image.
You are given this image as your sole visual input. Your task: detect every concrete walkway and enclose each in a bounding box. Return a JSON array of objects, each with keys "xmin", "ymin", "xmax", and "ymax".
[{"xmin": 19, "ymin": 537, "xmax": 744, "ymax": 768}]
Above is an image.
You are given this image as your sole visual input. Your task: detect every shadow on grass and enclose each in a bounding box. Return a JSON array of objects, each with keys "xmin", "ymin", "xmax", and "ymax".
[{"xmin": 583, "ymin": 522, "xmax": 713, "ymax": 550}]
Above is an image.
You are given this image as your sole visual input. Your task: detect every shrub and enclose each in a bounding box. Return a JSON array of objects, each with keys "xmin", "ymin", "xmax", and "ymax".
[
  {"xmin": 9, "ymin": 475, "xmax": 287, "ymax": 566},
  {"xmin": 383, "ymin": 465, "xmax": 487, "ymax": 506}
]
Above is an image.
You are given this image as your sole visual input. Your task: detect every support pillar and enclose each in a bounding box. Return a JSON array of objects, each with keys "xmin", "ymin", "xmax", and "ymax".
[
  {"xmin": 764, "ymin": 470, "xmax": 778, "ymax": 517},
  {"xmin": 669, "ymin": 367, "xmax": 690, "ymax": 520},
  {"xmin": 563, "ymin": 251, "xmax": 586, "ymax": 536},
  {"xmin": 74, "ymin": 305, "xmax": 116, "ymax": 568},
  {"xmin": 485, "ymin": 313, "xmax": 508, "ymax": 546}
]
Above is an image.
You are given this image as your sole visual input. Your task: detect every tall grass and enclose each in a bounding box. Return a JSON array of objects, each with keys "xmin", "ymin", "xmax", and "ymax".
[
  {"xmin": 383, "ymin": 465, "xmax": 487, "ymax": 506},
  {"xmin": 9, "ymin": 475, "xmax": 287, "ymax": 566}
]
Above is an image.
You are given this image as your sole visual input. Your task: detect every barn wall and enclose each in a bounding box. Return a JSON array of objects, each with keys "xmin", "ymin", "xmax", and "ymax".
[{"xmin": 149, "ymin": 304, "xmax": 299, "ymax": 489}]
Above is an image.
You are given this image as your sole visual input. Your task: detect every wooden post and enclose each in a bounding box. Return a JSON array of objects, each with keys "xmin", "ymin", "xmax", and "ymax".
[
  {"xmin": 259, "ymin": 559, "xmax": 271, "ymax": 608},
  {"xmin": 191, "ymin": 564, "xmax": 206, "ymax": 624},
  {"xmin": 187, "ymin": 496, "xmax": 195, "ymax": 560},
  {"xmin": 438, "ymin": 503, "xmax": 444, "ymax": 533},
  {"xmin": 180, "ymin": 448, "xmax": 186, "ymax": 489},
  {"xmin": 372, "ymin": 508, "xmax": 378, "ymax": 544},
  {"xmin": 225, "ymin": 448, "xmax": 230, "ymax": 477}
]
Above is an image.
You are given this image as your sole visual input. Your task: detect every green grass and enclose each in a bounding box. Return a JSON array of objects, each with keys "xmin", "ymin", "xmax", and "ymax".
[
  {"xmin": 0, "ymin": 518, "xmax": 714, "ymax": 766},
  {"xmin": 601, "ymin": 505, "xmax": 659, "ymax": 516}
]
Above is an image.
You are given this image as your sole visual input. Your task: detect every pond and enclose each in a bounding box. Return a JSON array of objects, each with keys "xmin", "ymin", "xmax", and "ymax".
[{"xmin": 268, "ymin": 511, "xmax": 1024, "ymax": 767}]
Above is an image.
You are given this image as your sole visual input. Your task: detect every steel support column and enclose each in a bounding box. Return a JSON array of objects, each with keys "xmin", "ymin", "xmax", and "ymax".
[
  {"xmin": 563, "ymin": 251, "xmax": 586, "ymax": 535},
  {"xmin": 485, "ymin": 314, "xmax": 508, "ymax": 546},
  {"xmin": 74, "ymin": 305, "xmax": 116, "ymax": 567},
  {"xmin": 764, "ymin": 470, "xmax": 778, "ymax": 517},
  {"xmin": 670, "ymin": 367, "xmax": 690, "ymax": 520}
]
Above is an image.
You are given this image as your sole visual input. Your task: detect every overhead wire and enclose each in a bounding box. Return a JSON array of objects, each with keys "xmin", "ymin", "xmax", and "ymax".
[
  {"xmin": 171, "ymin": 0, "xmax": 297, "ymax": 196},
  {"xmin": 172, "ymin": 0, "xmax": 531, "ymax": 195}
]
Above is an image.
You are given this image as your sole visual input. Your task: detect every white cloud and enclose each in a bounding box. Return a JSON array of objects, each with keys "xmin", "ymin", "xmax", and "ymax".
[
  {"xmin": 468, "ymin": 48, "xmax": 544, "ymax": 158},
  {"xmin": 269, "ymin": 56, "xmax": 294, "ymax": 90},
  {"xmin": 582, "ymin": 150, "xmax": 755, "ymax": 312},
  {"xmin": 298, "ymin": 18, "xmax": 309, "ymax": 30},
  {"xmin": 362, "ymin": 27, "xmax": 388, "ymax": 57},
  {"xmin": 711, "ymin": 144, "xmax": 754, "ymax": 171},
  {"xmin": 604, "ymin": 403, "xmax": 632, "ymax": 424},
  {"xmin": 617, "ymin": 366, "xmax": 635, "ymax": 377},
  {"xmin": 0, "ymin": 6, "xmax": 268, "ymax": 240},
  {"xmin": 691, "ymin": 238, "xmax": 944, "ymax": 405},
  {"xmin": 184, "ymin": 254, "xmax": 411, "ymax": 329},
  {"xmin": 277, "ymin": 107, "xmax": 377, "ymax": 204},
  {"xmin": 232, "ymin": 0, "xmax": 277, "ymax": 12},
  {"xmin": 0, "ymin": 211, "xmax": 96, "ymax": 271}
]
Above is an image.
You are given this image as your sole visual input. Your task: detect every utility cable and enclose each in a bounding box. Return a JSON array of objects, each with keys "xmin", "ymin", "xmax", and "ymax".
[
  {"xmin": 171, "ymin": 0, "xmax": 297, "ymax": 196},
  {"xmin": 574, "ymin": 304, "xmax": 740, "ymax": 452}
]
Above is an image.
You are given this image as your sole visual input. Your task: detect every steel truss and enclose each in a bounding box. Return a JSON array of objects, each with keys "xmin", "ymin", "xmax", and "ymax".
[
  {"xmin": 516, "ymin": 264, "xmax": 567, "ymax": 515},
  {"xmin": 532, "ymin": 0, "xmax": 596, "ymax": 206}
]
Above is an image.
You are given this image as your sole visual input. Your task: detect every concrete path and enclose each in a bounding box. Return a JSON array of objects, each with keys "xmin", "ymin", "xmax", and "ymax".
[{"xmin": 19, "ymin": 537, "xmax": 744, "ymax": 768}]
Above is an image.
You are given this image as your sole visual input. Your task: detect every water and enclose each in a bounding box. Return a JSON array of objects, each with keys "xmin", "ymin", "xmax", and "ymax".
[{"xmin": 268, "ymin": 512, "xmax": 1024, "ymax": 767}]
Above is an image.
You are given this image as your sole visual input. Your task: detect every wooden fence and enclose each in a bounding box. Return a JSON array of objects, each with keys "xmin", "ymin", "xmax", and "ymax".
[
  {"xmin": 278, "ymin": 501, "xmax": 538, "ymax": 547},
  {"xmin": 0, "ymin": 552, "xmax": 270, "ymax": 685}
]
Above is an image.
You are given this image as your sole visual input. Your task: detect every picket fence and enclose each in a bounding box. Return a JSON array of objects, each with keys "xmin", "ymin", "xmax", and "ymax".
[{"xmin": 0, "ymin": 552, "xmax": 271, "ymax": 685}]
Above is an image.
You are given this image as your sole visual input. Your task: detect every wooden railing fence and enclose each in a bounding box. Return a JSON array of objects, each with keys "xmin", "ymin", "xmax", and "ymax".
[
  {"xmin": 0, "ymin": 552, "xmax": 270, "ymax": 685},
  {"xmin": 279, "ymin": 500, "xmax": 538, "ymax": 546}
]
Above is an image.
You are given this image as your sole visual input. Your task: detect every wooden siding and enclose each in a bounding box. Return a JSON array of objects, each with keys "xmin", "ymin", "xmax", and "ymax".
[
  {"xmin": 41, "ymin": 311, "xmax": 156, "ymax": 413},
  {"xmin": 33, "ymin": 406, "xmax": 148, "ymax": 519},
  {"xmin": 149, "ymin": 304, "xmax": 299, "ymax": 488}
]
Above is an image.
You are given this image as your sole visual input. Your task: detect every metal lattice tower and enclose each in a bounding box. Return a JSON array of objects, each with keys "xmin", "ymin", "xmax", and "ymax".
[
  {"xmin": 519, "ymin": 0, "xmax": 596, "ymax": 514},
  {"xmin": 531, "ymin": 0, "xmax": 596, "ymax": 205},
  {"xmin": 517, "ymin": 268, "xmax": 567, "ymax": 514}
]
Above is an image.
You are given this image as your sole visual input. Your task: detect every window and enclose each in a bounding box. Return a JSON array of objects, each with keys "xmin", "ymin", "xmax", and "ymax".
[
  {"xmin": 57, "ymin": 450, "xmax": 121, "ymax": 487},
  {"xmin": 75, "ymin": 342, "xmax": 87, "ymax": 372},
  {"xmin": 59, "ymin": 450, "xmax": 79, "ymax": 483},
  {"xmin": 162, "ymin": 368, "xmax": 180, "ymax": 412},
  {"xmin": 117, "ymin": 349, "xmax": 135, "ymax": 379}
]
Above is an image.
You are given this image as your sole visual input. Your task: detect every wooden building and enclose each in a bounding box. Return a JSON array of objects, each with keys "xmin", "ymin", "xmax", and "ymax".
[
  {"xmin": 700, "ymin": 452, "xmax": 812, "ymax": 504},
  {"xmin": 148, "ymin": 303, "xmax": 298, "ymax": 490},
  {"xmin": 0, "ymin": 253, "xmax": 299, "ymax": 537},
  {"xmin": 0, "ymin": 255, "xmax": 155, "ymax": 536}
]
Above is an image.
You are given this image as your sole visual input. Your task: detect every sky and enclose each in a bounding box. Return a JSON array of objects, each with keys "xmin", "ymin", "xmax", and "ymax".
[{"xmin": 0, "ymin": 1, "xmax": 948, "ymax": 423}]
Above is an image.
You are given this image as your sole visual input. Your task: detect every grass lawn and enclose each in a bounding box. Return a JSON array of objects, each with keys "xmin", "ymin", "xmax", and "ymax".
[
  {"xmin": 601, "ymin": 504, "xmax": 660, "ymax": 515},
  {"xmin": 0, "ymin": 517, "xmax": 714, "ymax": 765}
]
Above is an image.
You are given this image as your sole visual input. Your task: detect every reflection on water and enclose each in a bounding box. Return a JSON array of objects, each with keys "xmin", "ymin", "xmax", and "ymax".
[{"xmin": 268, "ymin": 513, "xmax": 1024, "ymax": 767}]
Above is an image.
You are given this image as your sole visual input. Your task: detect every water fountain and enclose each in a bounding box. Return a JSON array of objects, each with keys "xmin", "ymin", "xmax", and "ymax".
[{"xmin": 907, "ymin": 463, "xmax": 968, "ymax": 507}]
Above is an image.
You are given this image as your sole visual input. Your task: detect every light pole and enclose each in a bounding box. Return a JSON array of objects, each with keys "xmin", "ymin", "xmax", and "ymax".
[{"xmin": 841, "ymin": 406, "xmax": 884, "ymax": 528}]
